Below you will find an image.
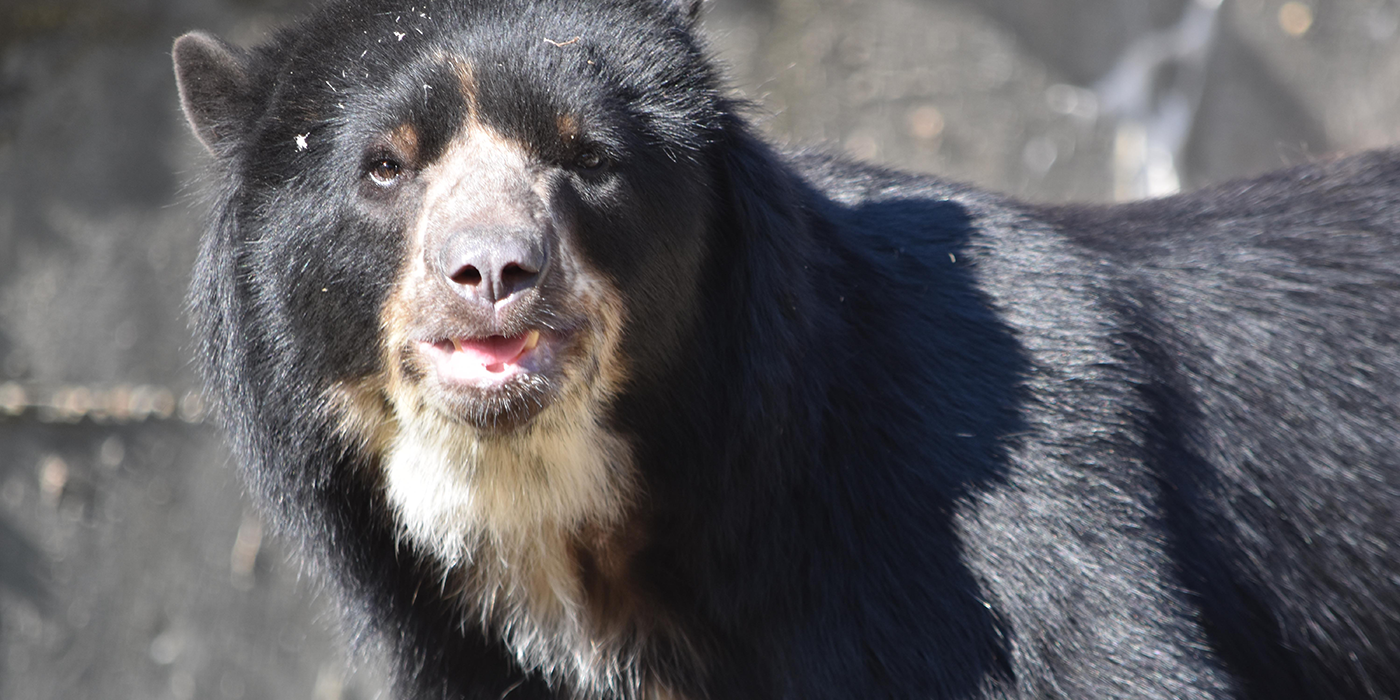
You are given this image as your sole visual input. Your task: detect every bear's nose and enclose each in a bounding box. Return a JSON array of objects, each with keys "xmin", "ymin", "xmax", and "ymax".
[{"xmin": 437, "ymin": 225, "xmax": 548, "ymax": 305}]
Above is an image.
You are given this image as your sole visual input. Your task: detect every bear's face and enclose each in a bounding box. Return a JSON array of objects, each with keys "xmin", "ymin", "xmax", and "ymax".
[
  {"xmin": 178, "ymin": 0, "xmax": 724, "ymax": 562},
  {"xmin": 254, "ymin": 5, "xmax": 719, "ymax": 434},
  {"xmin": 365, "ymin": 57, "xmax": 636, "ymax": 437}
]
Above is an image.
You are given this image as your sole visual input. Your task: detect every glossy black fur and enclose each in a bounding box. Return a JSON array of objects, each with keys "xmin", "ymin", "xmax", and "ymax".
[{"xmin": 176, "ymin": 0, "xmax": 1400, "ymax": 697}]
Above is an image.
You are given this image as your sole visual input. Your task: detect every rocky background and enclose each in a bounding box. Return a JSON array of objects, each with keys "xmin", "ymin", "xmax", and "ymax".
[{"xmin": 3, "ymin": 0, "xmax": 1400, "ymax": 698}]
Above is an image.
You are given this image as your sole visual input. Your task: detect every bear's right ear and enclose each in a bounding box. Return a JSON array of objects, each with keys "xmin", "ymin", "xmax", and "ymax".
[
  {"xmin": 659, "ymin": 0, "xmax": 705, "ymax": 27},
  {"xmin": 173, "ymin": 31, "xmax": 251, "ymax": 155}
]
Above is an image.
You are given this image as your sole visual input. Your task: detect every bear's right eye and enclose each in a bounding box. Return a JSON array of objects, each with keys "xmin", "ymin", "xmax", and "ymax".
[{"xmin": 368, "ymin": 159, "xmax": 403, "ymax": 186}]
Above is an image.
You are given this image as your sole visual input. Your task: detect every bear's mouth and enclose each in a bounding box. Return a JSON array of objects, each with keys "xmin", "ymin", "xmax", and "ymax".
[
  {"xmin": 419, "ymin": 330, "xmax": 544, "ymax": 387},
  {"xmin": 407, "ymin": 325, "xmax": 572, "ymax": 431}
]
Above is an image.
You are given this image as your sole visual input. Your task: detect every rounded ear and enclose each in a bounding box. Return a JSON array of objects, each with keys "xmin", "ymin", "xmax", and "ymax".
[
  {"xmin": 172, "ymin": 31, "xmax": 251, "ymax": 154},
  {"xmin": 661, "ymin": 0, "xmax": 705, "ymax": 27}
]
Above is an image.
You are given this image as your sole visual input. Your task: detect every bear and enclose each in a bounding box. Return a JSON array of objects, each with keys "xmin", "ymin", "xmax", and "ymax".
[{"xmin": 172, "ymin": 0, "xmax": 1400, "ymax": 698}]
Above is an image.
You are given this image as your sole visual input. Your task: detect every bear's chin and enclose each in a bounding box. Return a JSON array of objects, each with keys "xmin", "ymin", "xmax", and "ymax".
[{"xmin": 424, "ymin": 371, "xmax": 558, "ymax": 434}]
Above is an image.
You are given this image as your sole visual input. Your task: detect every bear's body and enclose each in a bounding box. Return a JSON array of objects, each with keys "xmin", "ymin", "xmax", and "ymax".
[{"xmin": 174, "ymin": 1, "xmax": 1400, "ymax": 698}]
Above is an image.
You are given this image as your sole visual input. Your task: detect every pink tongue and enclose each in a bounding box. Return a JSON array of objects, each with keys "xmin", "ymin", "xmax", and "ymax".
[{"xmin": 455, "ymin": 334, "xmax": 530, "ymax": 367}]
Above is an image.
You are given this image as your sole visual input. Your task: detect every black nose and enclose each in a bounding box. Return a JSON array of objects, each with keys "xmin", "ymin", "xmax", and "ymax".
[{"xmin": 437, "ymin": 225, "xmax": 547, "ymax": 304}]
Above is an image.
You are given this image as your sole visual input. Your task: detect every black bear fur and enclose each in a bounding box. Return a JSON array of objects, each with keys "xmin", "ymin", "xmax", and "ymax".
[{"xmin": 173, "ymin": 1, "xmax": 1400, "ymax": 698}]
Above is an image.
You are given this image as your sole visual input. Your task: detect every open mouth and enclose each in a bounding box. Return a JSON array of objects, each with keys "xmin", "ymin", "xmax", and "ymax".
[{"xmin": 419, "ymin": 330, "xmax": 543, "ymax": 387}]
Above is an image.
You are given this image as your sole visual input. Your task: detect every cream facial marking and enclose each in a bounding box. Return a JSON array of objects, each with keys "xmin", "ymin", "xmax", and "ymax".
[
  {"xmin": 321, "ymin": 100, "xmax": 669, "ymax": 693},
  {"xmin": 381, "ymin": 118, "xmax": 636, "ymax": 555}
]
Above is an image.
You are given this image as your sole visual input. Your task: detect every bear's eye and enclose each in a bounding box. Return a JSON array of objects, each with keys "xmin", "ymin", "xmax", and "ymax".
[
  {"xmin": 368, "ymin": 159, "xmax": 403, "ymax": 186},
  {"xmin": 574, "ymin": 149, "xmax": 605, "ymax": 172}
]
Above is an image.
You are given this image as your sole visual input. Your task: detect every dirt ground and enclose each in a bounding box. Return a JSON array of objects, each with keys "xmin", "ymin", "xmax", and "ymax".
[{"xmin": 3, "ymin": 0, "xmax": 1399, "ymax": 698}]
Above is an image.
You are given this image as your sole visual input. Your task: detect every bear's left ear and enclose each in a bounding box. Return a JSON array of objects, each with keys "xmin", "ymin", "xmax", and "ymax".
[
  {"xmin": 173, "ymin": 31, "xmax": 251, "ymax": 155},
  {"xmin": 660, "ymin": 0, "xmax": 705, "ymax": 27}
]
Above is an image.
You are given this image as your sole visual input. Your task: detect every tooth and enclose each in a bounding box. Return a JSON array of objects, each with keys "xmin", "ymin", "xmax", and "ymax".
[
  {"xmin": 524, "ymin": 330, "xmax": 540, "ymax": 351},
  {"xmin": 451, "ymin": 337, "xmax": 463, "ymax": 352}
]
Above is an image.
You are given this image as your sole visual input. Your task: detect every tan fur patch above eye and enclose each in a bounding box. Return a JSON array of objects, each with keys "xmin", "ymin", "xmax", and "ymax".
[
  {"xmin": 557, "ymin": 113, "xmax": 581, "ymax": 143},
  {"xmin": 387, "ymin": 123, "xmax": 420, "ymax": 164}
]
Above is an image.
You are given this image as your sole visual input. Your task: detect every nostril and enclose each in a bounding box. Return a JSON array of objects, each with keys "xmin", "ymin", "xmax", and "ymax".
[
  {"xmin": 450, "ymin": 265, "xmax": 482, "ymax": 286},
  {"xmin": 500, "ymin": 262, "xmax": 538, "ymax": 290},
  {"xmin": 437, "ymin": 230, "xmax": 547, "ymax": 301}
]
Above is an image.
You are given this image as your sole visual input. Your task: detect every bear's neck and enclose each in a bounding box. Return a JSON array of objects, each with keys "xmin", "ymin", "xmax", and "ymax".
[{"xmin": 378, "ymin": 393, "xmax": 697, "ymax": 699}]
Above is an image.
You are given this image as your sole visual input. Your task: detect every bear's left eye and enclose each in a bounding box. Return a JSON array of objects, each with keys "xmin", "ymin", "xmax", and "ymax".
[
  {"xmin": 368, "ymin": 159, "xmax": 403, "ymax": 186},
  {"xmin": 574, "ymin": 149, "xmax": 605, "ymax": 172}
]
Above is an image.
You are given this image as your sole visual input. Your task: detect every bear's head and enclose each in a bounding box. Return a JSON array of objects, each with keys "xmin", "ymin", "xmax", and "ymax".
[{"xmin": 174, "ymin": 0, "xmax": 731, "ymax": 565}]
